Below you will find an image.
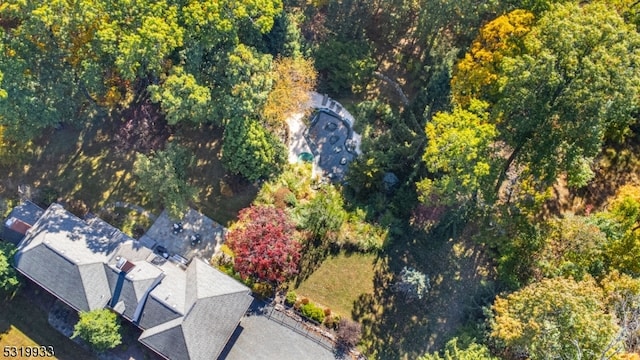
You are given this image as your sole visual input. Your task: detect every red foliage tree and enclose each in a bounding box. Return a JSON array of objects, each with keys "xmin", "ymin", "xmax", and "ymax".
[{"xmin": 227, "ymin": 205, "xmax": 301, "ymax": 285}]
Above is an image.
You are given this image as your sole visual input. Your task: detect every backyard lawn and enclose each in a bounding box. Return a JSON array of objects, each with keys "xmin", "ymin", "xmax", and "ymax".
[
  {"xmin": 0, "ymin": 294, "xmax": 95, "ymax": 360},
  {"xmin": 294, "ymin": 252, "xmax": 377, "ymax": 320},
  {"xmin": 0, "ymin": 121, "xmax": 256, "ymax": 227}
]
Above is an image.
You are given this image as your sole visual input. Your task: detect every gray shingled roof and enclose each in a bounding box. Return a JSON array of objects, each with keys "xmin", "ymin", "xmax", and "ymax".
[
  {"xmin": 2, "ymin": 201, "xmax": 44, "ymax": 245},
  {"xmin": 139, "ymin": 318, "xmax": 189, "ymax": 358},
  {"xmin": 137, "ymin": 295, "xmax": 183, "ymax": 330},
  {"xmin": 15, "ymin": 243, "xmax": 110, "ymax": 310},
  {"xmin": 14, "ymin": 204, "xmax": 125, "ymax": 311},
  {"xmin": 13, "ymin": 203, "xmax": 252, "ymax": 360},
  {"xmin": 6, "ymin": 201, "xmax": 44, "ymax": 226},
  {"xmin": 139, "ymin": 258, "xmax": 252, "ymax": 360},
  {"xmin": 105, "ymin": 263, "xmax": 162, "ymax": 321}
]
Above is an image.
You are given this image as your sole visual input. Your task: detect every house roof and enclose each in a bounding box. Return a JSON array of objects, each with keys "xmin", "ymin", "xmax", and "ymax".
[
  {"xmin": 6, "ymin": 218, "xmax": 31, "ymax": 235},
  {"xmin": 139, "ymin": 258, "xmax": 252, "ymax": 360},
  {"xmin": 13, "ymin": 203, "xmax": 252, "ymax": 360},
  {"xmin": 6, "ymin": 201, "xmax": 44, "ymax": 226},
  {"xmin": 2, "ymin": 201, "xmax": 44, "ymax": 245},
  {"xmin": 14, "ymin": 204, "xmax": 125, "ymax": 311},
  {"xmin": 105, "ymin": 242, "xmax": 165, "ymax": 321}
]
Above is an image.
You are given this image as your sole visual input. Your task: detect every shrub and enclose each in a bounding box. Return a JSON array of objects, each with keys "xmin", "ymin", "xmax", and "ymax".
[
  {"xmin": 285, "ymin": 291, "xmax": 297, "ymax": 306},
  {"xmin": 301, "ymin": 297, "xmax": 310, "ymax": 305},
  {"xmin": 220, "ymin": 244, "xmax": 235, "ymax": 258},
  {"xmin": 72, "ymin": 309, "xmax": 122, "ymax": 352},
  {"xmin": 324, "ymin": 308, "xmax": 332, "ymax": 317},
  {"xmin": 393, "ymin": 266, "xmax": 430, "ymax": 301},
  {"xmin": 301, "ymin": 302, "xmax": 325, "ymax": 323},
  {"xmin": 0, "ymin": 198, "xmax": 18, "ymax": 219},
  {"xmin": 336, "ymin": 319, "xmax": 362, "ymax": 350},
  {"xmin": 0, "ymin": 242, "xmax": 20, "ymax": 296},
  {"xmin": 252, "ymin": 282, "xmax": 274, "ymax": 299},
  {"xmin": 273, "ymin": 187, "xmax": 293, "ymax": 209},
  {"xmin": 284, "ymin": 192, "xmax": 298, "ymax": 207},
  {"xmin": 227, "ymin": 205, "xmax": 300, "ymax": 285},
  {"xmin": 324, "ymin": 314, "xmax": 340, "ymax": 329},
  {"xmin": 66, "ymin": 199, "xmax": 89, "ymax": 218},
  {"xmin": 37, "ymin": 186, "xmax": 59, "ymax": 207}
]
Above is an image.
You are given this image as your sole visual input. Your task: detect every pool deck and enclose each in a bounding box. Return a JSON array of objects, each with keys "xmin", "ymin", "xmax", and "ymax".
[
  {"xmin": 286, "ymin": 92, "xmax": 362, "ymax": 180},
  {"xmin": 287, "ymin": 112, "xmax": 313, "ymax": 163}
]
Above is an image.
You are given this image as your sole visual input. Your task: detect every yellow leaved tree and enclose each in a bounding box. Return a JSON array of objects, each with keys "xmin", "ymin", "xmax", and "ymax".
[
  {"xmin": 451, "ymin": 9, "xmax": 535, "ymax": 107},
  {"xmin": 263, "ymin": 57, "xmax": 317, "ymax": 128}
]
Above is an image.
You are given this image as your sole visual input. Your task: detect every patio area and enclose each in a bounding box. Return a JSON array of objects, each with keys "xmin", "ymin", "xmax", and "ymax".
[
  {"xmin": 139, "ymin": 208, "xmax": 226, "ymax": 263},
  {"xmin": 305, "ymin": 109, "xmax": 358, "ymax": 182},
  {"xmin": 286, "ymin": 92, "xmax": 362, "ymax": 182}
]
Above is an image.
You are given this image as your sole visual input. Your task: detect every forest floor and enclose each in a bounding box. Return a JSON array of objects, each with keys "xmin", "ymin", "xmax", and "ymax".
[
  {"xmin": 540, "ymin": 141, "xmax": 640, "ymax": 217},
  {"xmin": 0, "ymin": 120, "xmax": 256, "ymax": 226}
]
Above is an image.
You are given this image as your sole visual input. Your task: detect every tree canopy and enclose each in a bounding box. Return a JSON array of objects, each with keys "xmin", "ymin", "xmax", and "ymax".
[
  {"xmin": 221, "ymin": 117, "xmax": 286, "ymax": 181},
  {"xmin": 133, "ymin": 143, "xmax": 196, "ymax": 219},
  {"xmin": 418, "ymin": 100, "xmax": 496, "ymax": 206},
  {"xmin": 490, "ymin": 277, "xmax": 621, "ymax": 360},
  {"xmin": 72, "ymin": 309, "xmax": 122, "ymax": 352},
  {"xmin": 227, "ymin": 205, "xmax": 301, "ymax": 285},
  {"xmin": 493, "ymin": 2, "xmax": 640, "ymax": 189},
  {"xmin": 419, "ymin": 338, "xmax": 497, "ymax": 360},
  {"xmin": 0, "ymin": 242, "xmax": 19, "ymax": 297}
]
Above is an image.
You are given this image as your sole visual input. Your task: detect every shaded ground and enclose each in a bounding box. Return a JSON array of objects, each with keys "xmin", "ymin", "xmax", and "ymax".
[
  {"xmin": 220, "ymin": 299, "xmax": 337, "ymax": 360},
  {"xmin": 353, "ymin": 225, "xmax": 496, "ymax": 359},
  {"xmin": 0, "ymin": 121, "xmax": 256, "ymax": 228},
  {"xmin": 295, "ymin": 252, "xmax": 376, "ymax": 320},
  {"xmin": 175, "ymin": 124, "xmax": 259, "ymax": 225},
  {"xmin": 0, "ymin": 287, "xmax": 96, "ymax": 360},
  {"xmin": 532, "ymin": 142, "xmax": 640, "ymax": 218}
]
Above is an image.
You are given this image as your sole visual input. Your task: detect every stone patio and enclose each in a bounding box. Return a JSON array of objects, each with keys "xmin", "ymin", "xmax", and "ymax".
[
  {"xmin": 305, "ymin": 110, "xmax": 357, "ymax": 182},
  {"xmin": 140, "ymin": 208, "xmax": 226, "ymax": 263},
  {"xmin": 286, "ymin": 92, "xmax": 362, "ymax": 181}
]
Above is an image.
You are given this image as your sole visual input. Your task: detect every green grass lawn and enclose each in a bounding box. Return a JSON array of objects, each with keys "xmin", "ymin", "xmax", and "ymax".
[
  {"xmin": 294, "ymin": 252, "xmax": 377, "ymax": 320},
  {"xmin": 0, "ymin": 294, "xmax": 95, "ymax": 360}
]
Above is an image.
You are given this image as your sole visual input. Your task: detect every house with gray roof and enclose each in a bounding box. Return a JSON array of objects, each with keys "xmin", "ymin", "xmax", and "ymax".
[
  {"xmin": 1, "ymin": 200, "xmax": 44, "ymax": 245},
  {"xmin": 12, "ymin": 203, "xmax": 252, "ymax": 360}
]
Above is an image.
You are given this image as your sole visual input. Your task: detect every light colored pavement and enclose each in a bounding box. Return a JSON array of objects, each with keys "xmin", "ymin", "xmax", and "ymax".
[
  {"xmin": 287, "ymin": 112, "xmax": 313, "ymax": 163},
  {"xmin": 219, "ymin": 300, "xmax": 339, "ymax": 360},
  {"xmin": 142, "ymin": 209, "xmax": 225, "ymax": 262}
]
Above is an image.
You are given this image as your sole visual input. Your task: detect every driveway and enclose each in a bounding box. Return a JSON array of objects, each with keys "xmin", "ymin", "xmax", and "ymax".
[{"xmin": 219, "ymin": 300, "xmax": 339, "ymax": 360}]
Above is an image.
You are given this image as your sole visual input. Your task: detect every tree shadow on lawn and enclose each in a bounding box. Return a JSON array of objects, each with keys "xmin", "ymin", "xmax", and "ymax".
[
  {"xmin": 0, "ymin": 120, "xmax": 145, "ymax": 212},
  {"xmin": 175, "ymin": 124, "xmax": 258, "ymax": 225},
  {"xmin": 0, "ymin": 119, "xmax": 258, "ymax": 226},
  {"xmin": 352, "ymin": 223, "xmax": 496, "ymax": 359}
]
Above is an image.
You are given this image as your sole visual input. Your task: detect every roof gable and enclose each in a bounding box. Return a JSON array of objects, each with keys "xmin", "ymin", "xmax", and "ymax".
[
  {"xmin": 139, "ymin": 318, "xmax": 189, "ymax": 360},
  {"xmin": 137, "ymin": 295, "xmax": 182, "ymax": 330},
  {"xmin": 14, "ymin": 244, "xmax": 110, "ymax": 311},
  {"xmin": 105, "ymin": 265, "xmax": 161, "ymax": 321},
  {"xmin": 182, "ymin": 293, "xmax": 252, "ymax": 360},
  {"xmin": 6, "ymin": 201, "xmax": 44, "ymax": 226},
  {"xmin": 18, "ymin": 204, "xmax": 123, "ymax": 263},
  {"xmin": 14, "ymin": 203, "xmax": 128, "ymax": 311}
]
